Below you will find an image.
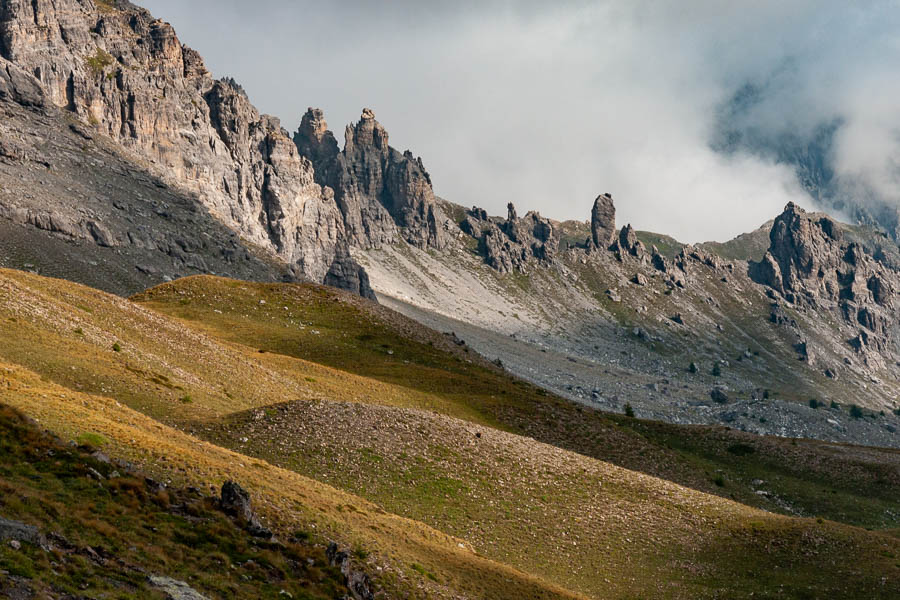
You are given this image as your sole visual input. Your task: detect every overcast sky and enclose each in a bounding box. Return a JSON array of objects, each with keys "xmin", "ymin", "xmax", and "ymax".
[{"xmin": 140, "ymin": 0, "xmax": 900, "ymax": 243}]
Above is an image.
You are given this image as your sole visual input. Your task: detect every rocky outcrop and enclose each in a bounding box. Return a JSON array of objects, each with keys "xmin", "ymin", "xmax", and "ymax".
[
  {"xmin": 610, "ymin": 224, "xmax": 646, "ymax": 262},
  {"xmin": 219, "ymin": 481, "xmax": 272, "ymax": 538},
  {"xmin": 458, "ymin": 202, "xmax": 559, "ymax": 273},
  {"xmin": 0, "ymin": 0, "xmax": 371, "ymax": 297},
  {"xmin": 325, "ymin": 241, "xmax": 377, "ymax": 300},
  {"xmin": 0, "ymin": 516, "xmax": 48, "ymax": 550},
  {"xmin": 294, "ymin": 107, "xmax": 452, "ymax": 251},
  {"xmin": 591, "ymin": 193, "xmax": 616, "ymax": 248},
  {"xmin": 0, "ymin": 57, "xmax": 46, "ymax": 108},
  {"xmin": 327, "ymin": 542, "xmax": 375, "ymax": 600},
  {"xmin": 751, "ymin": 202, "xmax": 898, "ymax": 356}
]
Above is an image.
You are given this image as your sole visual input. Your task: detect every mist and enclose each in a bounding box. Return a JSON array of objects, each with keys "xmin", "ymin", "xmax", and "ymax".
[{"xmin": 138, "ymin": 0, "xmax": 900, "ymax": 243}]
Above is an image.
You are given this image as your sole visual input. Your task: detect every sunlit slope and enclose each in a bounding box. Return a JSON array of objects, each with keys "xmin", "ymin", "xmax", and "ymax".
[
  {"xmin": 205, "ymin": 398, "xmax": 900, "ymax": 599},
  {"xmin": 0, "ymin": 361, "xmax": 582, "ymax": 600},
  {"xmin": 0, "ymin": 269, "xmax": 482, "ymax": 425},
  {"xmin": 135, "ymin": 275, "xmax": 900, "ymax": 531}
]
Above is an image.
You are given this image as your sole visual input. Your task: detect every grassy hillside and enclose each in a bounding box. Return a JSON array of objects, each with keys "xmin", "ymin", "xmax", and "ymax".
[
  {"xmin": 700, "ymin": 222, "xmax": 772, "ymax": 262},
  {"xmin": 0, "ymin": 404, "xmax": 349, "ymax": 599},
  {"xmin": 133, "ymin": 276, "xmax": 900, "ymax": 530},
  {"xmin": 0, "ymin": 268, "xmax": 898, "ymax": 598},
  {"xmin": 0, "ymin": 360, "xmax": 578, "ymax": 600}
]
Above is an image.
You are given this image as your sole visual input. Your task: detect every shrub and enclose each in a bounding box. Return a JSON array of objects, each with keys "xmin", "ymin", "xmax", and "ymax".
[
  {"xmin": 624, "ymin": 403, "xmax": 635, "ymax": 418},
  {"xmin": 95, "ymin": 0, "xmax": 119, "ymax": 13},
  {"xmin": 76, "ymin": 432, "xmax": 108, "ymax": 449},
  {"xmin": 85, "ymin": 48, "xmax": 114, "ymax": 78},
  {"xmin": 849, "ymin": 404, "xmax": 864, "ymax": 419},
  {"xmin": 711, "ymin": 363, "xmax": 722, "ymax": 377},
  {"xmin": 713, "ymin": 474, "xmax": 725, "ymax": 487},
  {"xmin": 830, "ymin": 400, "xmax": 840, "ymax": 409},
  {"xmin": 726, "ymin": 443, "xmax": 755, "ymax": 456},
  {"xmin": 112, "ymin": 342, "xmax": 121, "ymax": 352},
  {"xmin": 688, "ymin": 362, "xmax": 698, "ymax": 374},
  {"xmin": 809, "ymin": 399, "xmax": 819, "ymax": 409},
  {"xmin": 179, "ymin": 395, "xmax": 193, "ymax": 404}
]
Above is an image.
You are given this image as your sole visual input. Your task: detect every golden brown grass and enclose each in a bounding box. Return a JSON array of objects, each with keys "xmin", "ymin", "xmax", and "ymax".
[
  {"xmin": 0, "ymin": 360, "xmax": 583, "ymax": 600},
  {"xmin": 1, "ymin": 269, "xmax": 899, "ymax": 598}
]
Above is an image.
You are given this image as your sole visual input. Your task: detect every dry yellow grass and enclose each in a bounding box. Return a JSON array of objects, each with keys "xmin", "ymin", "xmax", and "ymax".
[
  {"xmin": 0, "ymin": 269, "xmax": 492, "ymax": 426},
  {"xmin": 0, "ymin": 360, "xmax": 584, "ymax": 600}
]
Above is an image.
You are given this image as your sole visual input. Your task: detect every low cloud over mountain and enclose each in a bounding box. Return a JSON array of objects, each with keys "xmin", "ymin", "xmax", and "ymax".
[{"xmin": 142, "ymin": 0, "xmax": 900, "ymax": 242}]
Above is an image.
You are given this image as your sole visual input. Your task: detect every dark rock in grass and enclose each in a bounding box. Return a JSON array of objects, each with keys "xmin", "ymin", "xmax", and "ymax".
[
  {"xmin": 0, "ymin": 516, "xmax": 48, "ymax": 550},
  {"xmin": 145, "ymin": 477, "xmax": 166, "ymax": 495},
  {"xmin": 90, "ymin": 450, "xmax": 111, "ymax": 464},
  {"xmin": 327, "ymin": 542, "xmax": 375, "ymax": 600},
  {"xmin": 220, "ymin": 481, "xmax": 272, "ymax": 539},
  {"xmin": 346, "ymin": 569, "xmax": 375, "ymax": 600},
  {"xmin": 1, "ymin": 576, "xmax": 33, "ymax": 600}
]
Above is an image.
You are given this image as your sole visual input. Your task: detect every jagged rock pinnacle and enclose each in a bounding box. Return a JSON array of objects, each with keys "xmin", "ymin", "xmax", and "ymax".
[{"xmin": 591, "ymin": 193, "xmax": 616, "ymax": 248}]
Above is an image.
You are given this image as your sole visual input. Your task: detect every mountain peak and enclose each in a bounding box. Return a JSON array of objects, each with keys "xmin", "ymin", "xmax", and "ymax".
[{"xmin": 299, "ymin": 107, "xmax": 330, "ymax": 142}]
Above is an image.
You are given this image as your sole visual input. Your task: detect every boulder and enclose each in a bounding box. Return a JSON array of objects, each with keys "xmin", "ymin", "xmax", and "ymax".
[
  {"xmin": 148, "ymin": 576, "xmax": 210, "ymax": 600},
  {"xmin": 324, "ymin": 242, "xmax": 377, "ymax": 300},
  {"xmin": 710, "ymin": 387, "xmax": 729, "ymax": 403},
  {"xmin": 0, "ymin": 59, "xmax": 45, "ymax": 108},
  {"xmin": 0, "ymin": 516, "xmax": 48, "ymax": 550},
  {"xmin": 327, "ymin": 542, "xmax": 375, "ymax": 600},
  {"xmin": 613, "ymin": 224, "xmax": 645, "ymax": 259}
]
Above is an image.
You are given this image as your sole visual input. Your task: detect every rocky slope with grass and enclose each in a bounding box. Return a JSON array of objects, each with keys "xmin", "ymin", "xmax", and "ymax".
[
  {"xmin": 357, "ymin": 198, "xmax": 900, "ymax": 447},
  {"xmin": 0, "ymin": 268, "xmax": 898, "ymax": 599}
]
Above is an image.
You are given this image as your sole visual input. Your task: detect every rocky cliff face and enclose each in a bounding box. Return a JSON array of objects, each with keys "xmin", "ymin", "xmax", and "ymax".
[
  {"xmin": 457, "ymin": 202, "xmax": 559, "ymax": 274},
  {"xmin": 294, "ymin": 107, "xmax": 452, "ymax": 251},
  {"xmin": 0, "ymin": 0, "xmax": 373, "ymax": 298},
  {"xmin": 751, "ymin": 203, "xmax": 898, "ymax": 362}
]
